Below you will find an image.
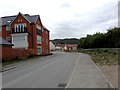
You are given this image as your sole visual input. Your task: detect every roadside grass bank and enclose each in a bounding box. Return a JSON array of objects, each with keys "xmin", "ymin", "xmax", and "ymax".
[
  {"xmin": 78, "ymin": 48, "xmax": 119, "ymax": 66},
  {"xmin": 78, "ymin": 48, "xmax": 119, "ymax": 88}
]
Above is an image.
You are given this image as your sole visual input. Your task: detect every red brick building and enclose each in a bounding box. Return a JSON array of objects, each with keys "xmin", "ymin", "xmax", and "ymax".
[{"xmin": 1, "ymin": 12, "xmax": 50, "ymax": 59}]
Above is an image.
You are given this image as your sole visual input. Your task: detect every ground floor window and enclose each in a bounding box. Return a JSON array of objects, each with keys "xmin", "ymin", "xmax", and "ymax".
[
  {"xmin": 11, "ymin": 33, "xmax": 28, "ymax": 48},
  {"xmin": 37, "ymin": 46, "xmax": 42, "ymax": 55}
]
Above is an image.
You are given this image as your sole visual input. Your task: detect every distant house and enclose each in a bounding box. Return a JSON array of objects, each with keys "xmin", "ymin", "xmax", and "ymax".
[
  {"xmin": 55, "ymin": 44, "xmax": 65, "ymax": 50},
  {"xmin": 50, "ymin": 41, "xmax": 56, "ymax": 51},
  {"xmin": 0, "ymin": 37, "xmax": 13, "ymax": 61},
  {"xmin": 63, "ymin": 44, "xmax": 78, "ymax": 52},
  {"xmin": 1, "ymin": 12, "xmax": 50, "ymax": 60}
]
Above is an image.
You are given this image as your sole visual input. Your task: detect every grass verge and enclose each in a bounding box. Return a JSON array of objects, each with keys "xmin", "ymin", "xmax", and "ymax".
[{"xmin": 78, "ymin": 48, "xmax": 119, "ymax": 66}]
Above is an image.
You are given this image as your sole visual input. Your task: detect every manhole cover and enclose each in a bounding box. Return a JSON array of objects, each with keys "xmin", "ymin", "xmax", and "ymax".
[{"xmin": 58, "ymin": 83, "xmax": 67, "ymax": 87}]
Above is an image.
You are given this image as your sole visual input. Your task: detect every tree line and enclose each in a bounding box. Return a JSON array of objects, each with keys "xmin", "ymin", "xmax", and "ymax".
[
  {"xmin": 79, "ymin": 27, "xmax": 120, "ymax": 49},
  {"xmin": 51, "ymin": 38, "xmax": 80, "ymax": 44}
]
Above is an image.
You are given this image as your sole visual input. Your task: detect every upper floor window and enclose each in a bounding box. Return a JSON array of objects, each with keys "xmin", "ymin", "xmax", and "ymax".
[
  {"xmin": 37, "ymin": 35, "xmax": 41, "ymax": 44},
  {"xmin": 18, "ymin": 20, "xmax": 20, "ymax": 22},
  {"xmin": 6, "ymin": 25, "xmax": 10, "ymax": 31},
  {"xmin": 36, "ymin": 24, "xmax": 41, "ymax": 30},
  {"xmin": 18, "ymin": 19, "xmax": 22, "ymax": 22},
  {"xmin": 14, "ymin": 23, "xmax": 26, "ymax": 32},
  {"xmin": 36, "ymin": 24, "xmax": 42, "ymax": 35}
]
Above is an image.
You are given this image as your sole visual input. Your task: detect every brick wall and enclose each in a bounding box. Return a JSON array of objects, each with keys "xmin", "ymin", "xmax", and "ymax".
[
  {"xmin": 12, "ymin": 48, "xmax": 34, "ymax": 60},
  {"xmin": 2, "ymin": 47, "xmax": 34, "ymax": 61},
  {"xmin": 2, "ymin": 45, "xmax": 13, "ymax": 61}
]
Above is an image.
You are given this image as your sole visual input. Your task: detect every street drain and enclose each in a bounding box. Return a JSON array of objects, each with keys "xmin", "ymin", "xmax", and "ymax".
[{"xmin": 58, "ymin": 83, "xmax": 67, "ymax": 87}]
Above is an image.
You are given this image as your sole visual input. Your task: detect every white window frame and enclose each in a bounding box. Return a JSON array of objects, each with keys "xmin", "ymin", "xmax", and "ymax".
[
  {"xmin": 37, "ymin": 46, "xmax": 42, "ymax": 54},
  {"xmin": 11, "ymin": 33, "xmax": 28, "ymax": 48},
  {"xmin": 37, "ymin": 35, "xmax": 42, "ymax": 44},
  {"xmin": 36, "ymin": 24, "xmax": 41, "ymax": 30},
  {"xmin": 14, "ymin": 23, "xmax": 26, "ymax": 32}
]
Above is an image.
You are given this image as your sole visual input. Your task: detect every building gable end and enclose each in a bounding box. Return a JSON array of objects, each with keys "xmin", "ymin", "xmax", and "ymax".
[{"xmin": 10, "ymin": 12, "xmax": 31, "ymax": 25}]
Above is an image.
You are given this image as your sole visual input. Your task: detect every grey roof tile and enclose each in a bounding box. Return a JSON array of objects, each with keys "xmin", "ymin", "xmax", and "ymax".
[
  {"xmin": 1, "ymin": 13, "xmax": 39, "ymax": 26},
  {"xmin": 2, "ymin": 16, "xmax": 16, "ymax": 26}
]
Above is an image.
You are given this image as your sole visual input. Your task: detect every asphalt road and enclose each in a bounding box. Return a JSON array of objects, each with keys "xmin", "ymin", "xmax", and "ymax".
[{"xmin": 2, "ymin": 51, "xmax": 79, "ymax": 88}]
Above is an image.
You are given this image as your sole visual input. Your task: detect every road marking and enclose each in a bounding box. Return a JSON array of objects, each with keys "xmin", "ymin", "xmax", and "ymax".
[{"xmin": 65, "ymin": 54, "xmax": 80, "ymax": 88}]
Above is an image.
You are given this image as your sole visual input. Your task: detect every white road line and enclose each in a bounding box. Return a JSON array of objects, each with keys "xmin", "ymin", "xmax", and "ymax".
[{"xmin": 65, "ymin": 54, "xmax": 80, "ymax": 88}]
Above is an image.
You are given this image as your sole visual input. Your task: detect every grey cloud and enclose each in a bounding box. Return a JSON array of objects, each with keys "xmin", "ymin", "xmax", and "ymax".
[{"xmin": 51, "ymin": 1, "xmax": 117, "ymax": 39}]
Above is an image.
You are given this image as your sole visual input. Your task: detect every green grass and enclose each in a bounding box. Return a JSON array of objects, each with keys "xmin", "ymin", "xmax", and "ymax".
[{"xmin": 78, "ymin": 49, "xmax": 119, "ymax": 66}]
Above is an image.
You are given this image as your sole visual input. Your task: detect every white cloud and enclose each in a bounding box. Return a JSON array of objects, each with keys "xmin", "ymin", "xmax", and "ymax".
[{"xmin": 0, "ymin": 0, "xmax": 118, "ymax": 39}]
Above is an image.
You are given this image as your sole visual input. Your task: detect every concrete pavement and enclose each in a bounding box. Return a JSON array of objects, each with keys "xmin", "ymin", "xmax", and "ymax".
[{"xmin": 66, "ymin": 53, "xmax": 113, "ymax": 88}]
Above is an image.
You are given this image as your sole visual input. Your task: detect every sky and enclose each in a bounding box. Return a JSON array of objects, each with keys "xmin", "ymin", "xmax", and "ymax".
[{"xmin": 0, "ymin": 0, "xmax": 118, "ymax": 40}]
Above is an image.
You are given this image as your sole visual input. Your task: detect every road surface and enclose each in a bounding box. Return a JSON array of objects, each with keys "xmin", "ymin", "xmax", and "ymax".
[
  {"xmin": 2, "ymin": 51, "xmax": 78, "ymax": 88},
  {"xmin": 2, "ymin": 51, "xmax": 112, "ymax": 88}
]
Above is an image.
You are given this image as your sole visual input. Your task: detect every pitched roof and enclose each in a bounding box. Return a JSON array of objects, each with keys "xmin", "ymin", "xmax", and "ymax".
[
  {"xmin": 43, "ymin": 26, "xmax": 50, "ymax": 32},
  {"xmin": 2, "ymin": 15, "xmax": 16, "ymax": 26},
  {"xmin": 0, "ymin": 37, "xmax": 13, "ymax": 46},
  {"xmin": 1, "ymin": 12, "xmax": 39, "ymax": 26}
]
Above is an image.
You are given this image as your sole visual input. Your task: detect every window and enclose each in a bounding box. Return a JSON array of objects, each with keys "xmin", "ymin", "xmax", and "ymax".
[
  {"xmin": 6, "ymin": 36, "xmax": 11, "ymax": 42},
  {"xmin": 37, "ymin": 35, "xmax": 41, "ymax": 44},
  {"xmin": 37, "ymin": 46, "xmax": 42, "ymax": 54},
  {"xmin": 13, "ymin": 36, "xmax": 25, "ymax": 42},
  {"xmin": 14, "ymin": 23, "xmax": 26, "ymax": 32},
  {"xmin": 18, "ymin": 19, "xmax": 22, "ymax": 22},
  {"xmin": 36, "ymin": 24, "xmax": 41, "ymax": 30},
  {"xmin": 36, "ymin": 24, "xmax": 42, "ymax": 34},
  {"xmin": 18, "ymin": 20, "xmax": 20, "ymax": 22},
  {"xmin": 6, "ymin": 25, "xmax": 10, "ymax": 31},
  {"xmin": 11, "ymin": 33, "xmax": 28, "ymax": 48}
]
